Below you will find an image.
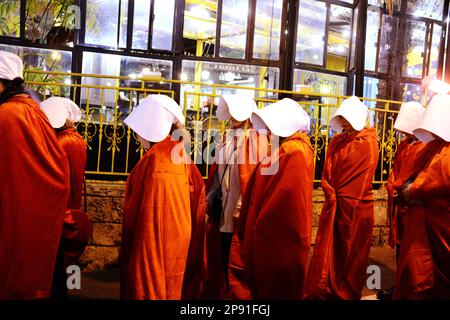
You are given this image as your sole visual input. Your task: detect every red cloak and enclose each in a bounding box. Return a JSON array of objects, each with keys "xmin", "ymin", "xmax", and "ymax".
[
  {"xmin": 238, "ymin": 132, "xmax": 314, "ymax": 300},
  {"xmin": 57, "ymin": 128, "xmax": 90, "ymax": 266},
  {"xmin": 0, "ymin": 95, "xmax": 70, "ymax": 299},
  {"xmin": 386, "ymin": 137, "xmax": 425, "ymax": 248},
  {"xmin": 393, "ymin": 139, "xmax": 450, "ymax": 299},
  {"xmin": 120, "ymin": 135, "xmax": 195, "ymax": 299},
  {"xmin": 305, "ymin": 128, "xmax": 379, "ymax": 300}
]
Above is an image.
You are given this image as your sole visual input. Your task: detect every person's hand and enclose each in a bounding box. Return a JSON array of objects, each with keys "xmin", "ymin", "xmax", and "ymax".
[{"xmin": 401, "ymin": 184, "xmax": 411, "ymax": 202}]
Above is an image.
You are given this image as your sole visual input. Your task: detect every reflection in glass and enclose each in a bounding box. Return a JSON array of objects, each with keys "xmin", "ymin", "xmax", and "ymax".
[
  {"xmin": 132, "ymin": 0, "xmax": 151, "ymax": 50},
  {"xmin": 327, "ymin": 5, "xmax": 352, "ymax": 72},
  {"xmin": 152, "ymin": 0, "xmax": 175, "ymax": 51},
  {"xmin": 378, "ymin": 15, "xmax": 398, "ymax": 74},
  {"xmin": 183, "ymin": 0, "xmax": 218, "ymax": 57},
  {"xmin": 0, "ymin": 0, "xmax": 20, "ymax": 37},
  {"xmin": 253, "ymin": 0, "xmax": 282, "ymax": 60},
  {"xmin": 118, "ymin": 0, "xmax": 129, "ymax": 48},
  {"xmin": 401, "ymin": 83, "xmax": 422, "ymax": 102},
  {"xmin": 406, "ymin": 0, "xmax": 444, "ymax": 21},
  {"xmin": 363, "ymin": 77, "xmax": 379, "ymax": 110},
  {"xmin": 181, "ymin": 60, "xmax": 279, "ymax": 111},
  {"xmin": 296, "ymin": 0, "xmax": 327, "ymax": 65},
  {"xmin": 86, "ymin": 0, "xmax": 119, "ymax": 47},
  {"xmin": 403, "ymin": 20, "xmax": 426, "ymax": 78},
  {"xmin": 82, "ymin": 52, "xmax": 173, "ymax": 109},
  {"xmin": 428, "ymin": 24, "xmax": 442, "ymax": 77},
  {"xmin": 349, "ymin": 6, "xmax": 358, "ymax": 70},
  {"xmin": 365, "ymin": 7, "xmax": 380, "ymax": 72},
  {"xmin": 219, "ymin": 0, "xmax": 249, "ymax": 59}
]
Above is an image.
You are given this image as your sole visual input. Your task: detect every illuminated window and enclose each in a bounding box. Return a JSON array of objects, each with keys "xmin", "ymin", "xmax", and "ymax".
[
  {"xmin": 406, "ymin": 0, "xmax": 444, "ymax": 21},
  {"xmin": 183, "ymin": 0, "xmax": 218, "ymax": 57},
  {"xmin": 219, "ymin": 0, "xmax": 249, "ymax": 59},
  {"xmin": 85, "ymin": 0, "xmax": 120, "ymax": 47},
  {"xmin": 365, "ymin": 7, "xmax": 380, "ymax": 72},
  {"xmin": 403, "ymin": 20, "xmax": 426, "ymax": 78},
  {"xmin": 400, "ymin": 83, "xmax": 423, "ymax": 102},
  {"xmin": 253, "ymin": 0, "xmax": 282, "ymax": 60},
  {"xmin": 428, "ymin": 23, "xmax": 443, "ymax": 77},
  {"xmin": 327, "ymin": 5, "xmax": 352, "ymax": 72},
  {"xmin": 296, "ymin": 0, "xmax": 327, "ymax": 65}
]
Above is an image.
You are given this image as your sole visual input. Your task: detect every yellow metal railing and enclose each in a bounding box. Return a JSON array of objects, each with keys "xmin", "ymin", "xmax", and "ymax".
[{"xmin": 24, "ymin": 70, "xmax": 403, "ymax": 185}]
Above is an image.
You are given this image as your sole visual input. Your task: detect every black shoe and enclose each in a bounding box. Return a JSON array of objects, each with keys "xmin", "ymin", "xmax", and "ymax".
[{"xmin": 376, "ymin": 287, "xmax": 394, "ymax": 300}]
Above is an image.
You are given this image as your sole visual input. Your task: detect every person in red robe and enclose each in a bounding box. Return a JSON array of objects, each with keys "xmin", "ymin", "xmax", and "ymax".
[
  {"xmin": 0, "ymin": 51, "xmax": 70, "ymax": 299},
  {"xmin": 394, "ymin": 94, "xmax": 450, "ymax": 299},
  {"xmin": 120, "ymin": 94, "xmax": 205, "ymax": 300},
  {"xmin": 238, "ymin": 98, "xmax": 314, "ymax": 300},
  {"xmin": 203, "ymin": 94, "xmax": 258, "ymax": 299},
  {"xmin": 305, "ymin": 96, "xmax": 379, "ymax": 300},
  {"xmin": 41, "ymin": 97, "xmax": 90, "ymax": 299}
]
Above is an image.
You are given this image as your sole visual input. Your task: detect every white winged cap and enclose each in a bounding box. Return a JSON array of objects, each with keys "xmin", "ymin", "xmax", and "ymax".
[
  {"xmin": 330, "ymin": 96, "xmax": 369, "ymax": 131},
  {"xmin": 413, "ymin": 94, "xmax": 450, "ymax": 142},
  {"xmin": 124, "ymin": 94, "xmax": 185, "ymax": 143},
  {"xmin": 393, "ymin": 101, "xmax": 426, "ymax": 135},
  {"xmin": 216, "ymin": 94, "xmax": 257, "ymax": 121},
  {"xmin": 250, "ymin": 98, "xmax": 310, "ymax": 137},
  {"xmin": 40, "ymin": 97, "xmax": 82, "ymax": 128}
]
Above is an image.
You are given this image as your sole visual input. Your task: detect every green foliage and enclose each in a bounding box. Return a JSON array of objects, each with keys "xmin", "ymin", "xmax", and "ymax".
[{"xmin": 0, "ymin": 0, "xmax": 20, "ymax": 37}]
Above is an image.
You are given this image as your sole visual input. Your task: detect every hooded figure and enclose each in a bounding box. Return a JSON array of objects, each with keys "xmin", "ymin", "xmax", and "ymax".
[
  {"xmin": 40, "ymin": 97, "xmax": 90, "ymax": 299},
  {"xmin": 237, "ymin": 98, "xmax": 314, "ymax": 300},
  {"xmin": 305, "ymin": 96, "xmax": 379, "ymax": 300},
  {"xmin": 386, "ymin": 102, "xmax": 426, "ymax": 251},
  {"xmin": 203, "ymin": 94, "xmax": 261, "ymax": 299},
  {"xmin": 393, "ymin": 94, "xmax": 450, "ymax": 300},
  {"xmin": 120, "ymin": 94, "xmax": 206, "ymax": 300},
  {"xmin": 0, "ymin": 51, "xmax": 70, "ymax": 299}
]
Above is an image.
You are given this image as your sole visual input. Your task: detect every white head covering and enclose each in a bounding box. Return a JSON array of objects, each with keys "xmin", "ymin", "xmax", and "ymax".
[
  {"xmin": 330, "ymin": 96, "xmax": 369, "ymax": 131},
  {"xmin": 40, "ymin": 97, "xmax": 82, "ymax": 128},
  {"xmin": 216, "ymin": 94, "xmax": 257, "ymax": 121},
  {"xmin": 250, "ymin": 98, "xmax": 310, "ymax": 137},
  {"xmin": 413, "ymin": 94, "xmax": 450, "ymax": 142},
  {"xmin": 393, "ymin": 101, "xmax": 426, "ymax": 135},
  {"xmin": 0, "ymin": 51, "xmax": 23, "ymax": 80},
  {"xmin": 124, "ymin": 94, "xmax": 184, "ymax": 143}
]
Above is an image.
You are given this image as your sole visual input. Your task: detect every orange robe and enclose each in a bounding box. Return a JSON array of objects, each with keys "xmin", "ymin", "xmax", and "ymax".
[
  {"xmin": 393, "ymin": 139, "xmax": 450, "ymax": 299},
  {"xmin": 57, "ymin": 128, "xmax": 89, "ymax": 266},
  {"xmin": 305, "ymin": 128, "xmax": 379, "ymax": 300},
  {"xmin": 120, "ymin": 135, "xmax": 197, "ymax": 300},
  {"xmin": 0, "ymin": 95, "xmax": 70, "ymax": 299},
  {"xmin": 203, "ymin": 130, "xmax": 262, "ymax": 299},
  {"xmin": 238, "ymin": 132, "xmax": 314, "ymax": 300},
  {"xmin": 182, "ymin": 163, "xmax": 207, "ymax": 300},
  {"xmin": 386, "ymin": 137, "xmax": 425, "ymax": 248}
]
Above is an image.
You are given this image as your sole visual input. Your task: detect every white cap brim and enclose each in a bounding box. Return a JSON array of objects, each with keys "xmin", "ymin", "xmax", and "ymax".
[
  {"xmin": 412, "ymin": 94, "xmax": 450, "ymax": 142},
  {"xmin": 40, "ymin": 97, "xmax": 81, "ymax": 128},
  {"xmin": 330, "ymin": 96, "xmax": 369, "ymax": 131},
  {"xmin": 393, "ymin": 101, "xmax": 426, "ymax": 135},
  {"xmin": 217, "ymin": 94, "xmax": 256, "ymax": 121},
  {"xmin": 251, "ymin": 98, "xmax": 310, "ymax": 137}
]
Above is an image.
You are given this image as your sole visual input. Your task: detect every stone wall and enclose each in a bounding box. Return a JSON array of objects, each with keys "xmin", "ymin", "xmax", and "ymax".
[{"xmin": 80, "ymin": 180, "xmax": 390, "ymax": 271}]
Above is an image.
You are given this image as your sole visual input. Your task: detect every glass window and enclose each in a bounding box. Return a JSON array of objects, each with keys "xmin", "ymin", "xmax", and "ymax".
[
  {"xmin": 368, "ymin": 0, "xmax": 401, "ymax": 12},
  {"xmin": 219, "ymin": 0, "xmax": 249, "ymax": 59},
  {"xmin": 400, "ymin": 83, "xmax": 423, "ymax": 102},
  {"xmin": 378, "ymin": 15, "xmax": 398, "ymax": 74},
  {"xmin": 85, "ymin": 0, "xmax": 120, "ymax": 48},
  {"xmin": 428, "ymin": 23, "xmax": 442, "ymax": 77},
  {"xmin": 81, "ymin": 52, "xmax": 173, "ymax": 109},
  {"xmin": 253, "ymin": 0, "xmax": 282, "ymax": 60},
  {"xmin": 349, "ymin": 6, "xmax": 358, "ymax": 70},
  {"xmin": 327, "ymin": 5, "xmax": 352, "ymax": 72},
  {"xmin": 296, "ymin": 0, "xmax": 327, "ymax": 65},
  {"xmin": 183, "ymin": 0, "xmax": 218, "ymax": 57},
  {"xmin": 24, "ymin": 0, "xmax": 76, "ymax": 44},
  {"xmin": 365, "ymin": 7, "xmax": 380, "ymax": 72},
  {"xmin": 0, "ymin": 44, "xmax": 72, "ymax": 97},
  {"xmin": 406, "ymin": 0, "xmax": 444, "ymax": 21},
  {"xmin": 152, "ymin": 0, "xmax": 175, "ymax": 51},
  {"xmin": 363, "ymin": 76, "xmax": 379, "ymax": 110},
  {"xmin": 403, "ymin": 20, "xmax": 426, "ymax": 78},
  {"xmin": 118, "ymin": 0, "xmax": 129, "ymax": 48},
  {"xmin": 181, "ymin": 60, "xmax": 279, "ymax": 111},
  {"xmin": 0, "ymin": 0, "xmax": 20, "ymax": 37},
  {"xmin": 132, "ymin": 0, "xmax": 151, "ymax": 50}
]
